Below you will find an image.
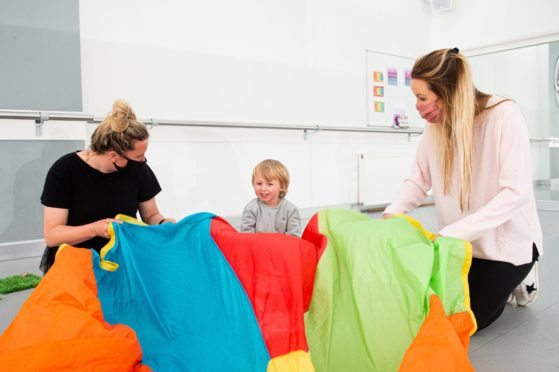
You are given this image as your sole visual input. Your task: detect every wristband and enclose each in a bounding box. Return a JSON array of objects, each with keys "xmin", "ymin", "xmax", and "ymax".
[{"xmin": 158, "ymin": 218, "xmax": 166, "ymax": 225}]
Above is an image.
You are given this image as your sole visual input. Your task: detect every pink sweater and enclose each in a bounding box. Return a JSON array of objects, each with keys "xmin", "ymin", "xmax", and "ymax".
[{"xmin": 385, "ymin": 96, "xmax": 543, "ymax": 265}]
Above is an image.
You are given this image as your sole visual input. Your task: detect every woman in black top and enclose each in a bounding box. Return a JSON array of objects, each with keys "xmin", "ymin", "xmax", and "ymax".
[{"xmin": 40, "ymin": 99, "xmax": 174, "ymax": 274}]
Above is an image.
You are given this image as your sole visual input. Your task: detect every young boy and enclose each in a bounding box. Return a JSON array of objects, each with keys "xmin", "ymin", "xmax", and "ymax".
[{"xmin": 240, "ymin": 159, "xmax": 301, "ymax": 237}]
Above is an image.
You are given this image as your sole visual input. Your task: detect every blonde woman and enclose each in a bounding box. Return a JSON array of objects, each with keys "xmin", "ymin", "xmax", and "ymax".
[
  {"xmin": 40, "ymin": 99, "xmax": 174, "ymax": 274},
  {"xmin": 384, "ymin": 48, "xmax": 542, "ymax": 331}
]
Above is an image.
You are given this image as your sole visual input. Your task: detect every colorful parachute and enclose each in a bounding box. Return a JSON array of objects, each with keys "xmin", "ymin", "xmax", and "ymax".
[
  {"xmin": 303, "ymin": 209, "xmax": 476, "ymax": 371},
  {"xmin": 0, "ymin": 209, "xmax": 475, "ymax": 371}
]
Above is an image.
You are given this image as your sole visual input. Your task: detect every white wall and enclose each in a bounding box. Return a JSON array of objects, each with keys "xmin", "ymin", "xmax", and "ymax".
[
  {"xmin": 141, "ymin": 130, "xmax": 418, "ymax": 219},
  {"xmin": 79, "ymin": 0, "xmax": 431, "ymax": 125},
  {"xmin": 430, "ymin": 0, "xmax": 559, "ymax": 51},
  {"xmin": 77, "ymin": 0, "xmax": 431, "ymax": 218},
  {"xmin": 3, "ymin": 0, "xmax": 559, "ymax": 229}
]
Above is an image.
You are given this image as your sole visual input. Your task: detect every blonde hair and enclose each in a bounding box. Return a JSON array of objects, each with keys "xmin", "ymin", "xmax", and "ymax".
[
  {"xmin": 411, "ymin": 48, "xmax": 505, "ymax": 211},
  {"xmin": 252, "ymin": 159, "xmax": 290, "ymax": 198},
  {"xmin": 90, "ymin": 99, "xmax": 149, "ymax": 154}
]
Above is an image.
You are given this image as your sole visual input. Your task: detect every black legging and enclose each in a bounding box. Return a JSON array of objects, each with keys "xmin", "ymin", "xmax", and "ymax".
[{"xmin": 468, "ymin": 244, "xmax": 538, "ymax": 331}]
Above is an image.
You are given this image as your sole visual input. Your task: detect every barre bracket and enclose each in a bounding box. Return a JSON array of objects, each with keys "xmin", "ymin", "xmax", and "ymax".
[
  {"xmin": 147, "ymin": 118, "xmax": 159, "ymax": 130},
  {"xmin": 303, "ymin": 125, "xmax": 320, "ymax": 141},
  {"xmin": 35, "ymin": 112, "xmax": 50, "ymax": 137}
]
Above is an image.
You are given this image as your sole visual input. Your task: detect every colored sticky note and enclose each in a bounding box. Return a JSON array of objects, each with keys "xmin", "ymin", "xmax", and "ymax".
[
  {"xmin": 373, "ymin": 86, "xmax": 384, "ymax": 97},
  {"xmin": 373, "ymin": 71, "xmax": 384, "ymax": 83},
  {"xmin": 387, "ymin": 67, "xmax": 398, "ymax": 86},
  {"xmin": 374, "ymin": 102, "xmax": 384, "ymax": 113},
  {"xmin": 404, "ymin": 69, "xmax": 411, "ymax": 87}
]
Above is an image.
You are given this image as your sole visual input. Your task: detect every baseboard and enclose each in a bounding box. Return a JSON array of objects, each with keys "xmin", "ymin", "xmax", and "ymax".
[
  {"xmin": 0, "ymin": 240, "xmax": 45, "ymax": 262},
  {"xmin": 534, "ymin": 179, "xmax": 551, "ymax": 186},
  {"xmin": 359, "ymin": 196, "xmax": 435, "ymax": 213},
  {"xmin": 536, "ymin": 200, "xmax": 559, "ymax": 212}
]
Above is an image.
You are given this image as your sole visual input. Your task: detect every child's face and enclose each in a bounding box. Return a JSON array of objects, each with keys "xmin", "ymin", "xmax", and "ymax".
[{"xmin": 253, "ymin": 173, "xmax": 283, "ymax": 207}]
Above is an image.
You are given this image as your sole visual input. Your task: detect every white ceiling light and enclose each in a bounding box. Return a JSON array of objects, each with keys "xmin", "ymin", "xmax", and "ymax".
[{"xmin": 423, "ymin": 0, "xmax": 453, "ymax": 11}]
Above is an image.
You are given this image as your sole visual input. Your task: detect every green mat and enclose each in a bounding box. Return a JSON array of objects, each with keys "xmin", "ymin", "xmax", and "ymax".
[{"xmin": 0, "ymin": 273, "xmax": 41, "ymax": 294}]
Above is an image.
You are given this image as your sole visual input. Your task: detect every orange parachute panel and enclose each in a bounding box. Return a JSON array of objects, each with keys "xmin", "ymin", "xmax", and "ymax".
[
  {"xmin": 0, "ymin": 247, "xmax": 149, "ymax": 371},
  {"xmin": 399, "ymin": 295, "xmax": 474, "ymax": 372}
]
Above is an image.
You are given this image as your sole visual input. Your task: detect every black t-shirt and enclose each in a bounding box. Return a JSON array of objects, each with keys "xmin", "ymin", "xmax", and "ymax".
[{"xmin": 41, "ymin": 151, "xmax": 161, "ymax": 252}]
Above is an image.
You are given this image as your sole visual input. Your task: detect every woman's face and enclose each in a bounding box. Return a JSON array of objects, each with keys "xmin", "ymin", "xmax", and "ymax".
[
  {"xmin": 123, "ymin": 139, "xmax": 149, "ymax": 162},
  {"xmin": 112, "ymin": 139, "xmax": 149, "ymax": 170},
  {"xmin": 411, "ymin": 79, "xmax": 443, "ymax": 123}
]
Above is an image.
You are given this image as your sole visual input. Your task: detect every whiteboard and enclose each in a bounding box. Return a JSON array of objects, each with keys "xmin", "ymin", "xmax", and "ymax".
[{"xmin": 365, "ymin": 50, "xmax": 422, "ymax": 128}]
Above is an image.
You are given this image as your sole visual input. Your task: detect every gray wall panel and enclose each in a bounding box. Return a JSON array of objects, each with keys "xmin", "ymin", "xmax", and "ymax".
[
  {"xmin": 0, "ymin": 0, "xmax": 82, "ymax": 111},
  {"xmin": 0, "ymin": 140, "xmax": 84, "ymax": 243}
]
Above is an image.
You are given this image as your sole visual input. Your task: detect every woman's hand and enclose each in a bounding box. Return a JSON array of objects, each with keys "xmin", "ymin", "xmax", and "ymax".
[
  {"xmin": 90, "ymin": 218, "xmax": 122, "ymax": 239},
  {"xmin": 159, "ymin": 217, "xmax": 177, "ymax": 224},
  {"xmin": 382, "ymin": 213, "xmax": 394, "ymax": 219}
]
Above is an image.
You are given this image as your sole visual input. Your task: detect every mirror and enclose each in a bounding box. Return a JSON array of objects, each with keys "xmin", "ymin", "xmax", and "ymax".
[{"xmin": 468, "ymin": 41, "xmax": 559, "ymax": 201}]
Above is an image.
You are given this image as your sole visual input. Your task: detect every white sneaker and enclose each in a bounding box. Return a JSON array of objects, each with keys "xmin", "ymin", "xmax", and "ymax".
[{"xmin": 512, "ymin": 262, "xmax": 539, "ymax": 307}]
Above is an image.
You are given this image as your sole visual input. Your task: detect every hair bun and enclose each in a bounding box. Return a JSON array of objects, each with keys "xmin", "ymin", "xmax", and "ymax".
[{"xmin": 109, "ymin": 99, "xmax": 137, "ymax": 133}]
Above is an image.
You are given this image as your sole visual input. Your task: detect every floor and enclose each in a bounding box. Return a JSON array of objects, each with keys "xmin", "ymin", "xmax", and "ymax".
[
  {"xmin": 0, "ymin": 256, "xmax": 41, "ymax": 335},
  {"xmin": 388, "ymin": 200, "xmax": 559, "ymax": 371},
  {"xmin": 468, "ymin": 209, "xmax": 559, "ymax": 371},
  {"xmin": 1, "ymin": 203, "xmax": 558, "ymax": 370}
]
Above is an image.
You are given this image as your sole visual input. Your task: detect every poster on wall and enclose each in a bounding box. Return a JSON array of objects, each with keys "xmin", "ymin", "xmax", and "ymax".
[{"xmin": 366, "ymin": 50, "xmax": 422, "ymax": 128}]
